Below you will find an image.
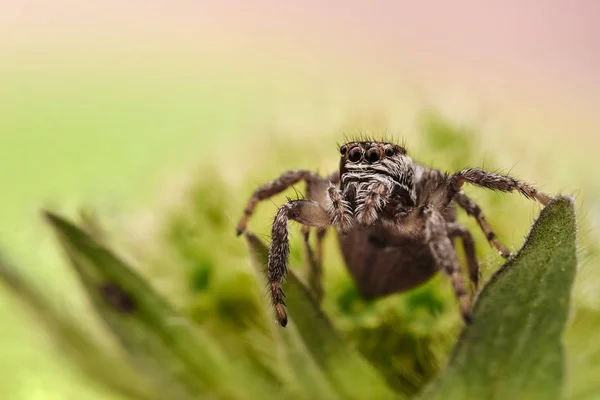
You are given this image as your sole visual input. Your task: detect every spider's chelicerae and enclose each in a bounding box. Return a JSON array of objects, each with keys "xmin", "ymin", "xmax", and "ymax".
[{"xmin": 236, "ymin": 140, "xmax": 552, "ymax": 327}]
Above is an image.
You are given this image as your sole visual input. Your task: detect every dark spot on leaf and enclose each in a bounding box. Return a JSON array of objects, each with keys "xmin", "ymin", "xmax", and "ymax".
[{"xmin": 99, "ymin": 283, "xmax": 135, "ymax": 313}]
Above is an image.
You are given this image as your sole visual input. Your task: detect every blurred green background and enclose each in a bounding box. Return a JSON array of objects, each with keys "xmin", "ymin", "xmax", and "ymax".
[{"xmin": 1, "ymin": 1, "xmax": 600, "ymax": 399}]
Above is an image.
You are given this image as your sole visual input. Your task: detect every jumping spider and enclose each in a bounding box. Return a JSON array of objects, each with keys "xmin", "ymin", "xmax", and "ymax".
[{"xmin": 236, "ymin": 140, "xmax": 552, "ymax": 327}]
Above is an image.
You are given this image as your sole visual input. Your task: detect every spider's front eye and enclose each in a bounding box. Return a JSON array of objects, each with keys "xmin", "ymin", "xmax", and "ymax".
[
  {"xmin": 365, "ymin": 147, "xmax": 380, "ymax": 162},
  {"xmin": 348, "ymin": 146, "xmax": 362, "ymax": 162},
  {"xmin": 340, "ymin": 145, "xmax": 348, "ymax": 155},
  {"xmin": 385, "ymin": 147, "xmax": 395, "ymax": 157}
]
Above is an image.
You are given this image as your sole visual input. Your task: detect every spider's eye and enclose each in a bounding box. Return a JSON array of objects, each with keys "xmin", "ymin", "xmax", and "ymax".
[
  {"xmin": 385, "ymin": 147, "xmax": 395, "ymax": 157},
  {"xmin": 365, "ymin": 147, "xmax": 380, "ymax": 163},
  {"xmin": 348, "ymin": 146, "xmax": 362, "ymax": 162},
  {"xmin": 340, "ymin": 145, "xmax": 348, "ymax": 155}
]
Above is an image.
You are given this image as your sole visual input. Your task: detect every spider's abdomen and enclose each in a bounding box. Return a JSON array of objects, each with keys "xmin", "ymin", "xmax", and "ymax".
[{"xmin": 337, "ymin": 224, "xmax": 439, "ymax": 298}]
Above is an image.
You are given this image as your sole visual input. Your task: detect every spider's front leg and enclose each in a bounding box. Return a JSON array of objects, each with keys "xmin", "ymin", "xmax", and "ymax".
[
  {"xmin": 268, "ymin": 199, "xmax": 332, "ymax": 327},
  {"xmin": 424, "ymin": 206, "xmax": 472, "ymax": 323},
  {"xmin": 438, "ymin": 168, "xmax": 553, "ymax": 258},
  {"xmin": 448, "ymin": 168, "xmax": 552, "ymax": 206},
  {"xmin": 236, "ymin": 169, "xmax": 322, "ymax": 235}
]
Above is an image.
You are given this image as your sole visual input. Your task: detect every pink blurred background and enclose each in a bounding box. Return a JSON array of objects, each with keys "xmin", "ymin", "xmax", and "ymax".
[{"xmin": 3, "ymin": 0, "xmax": 599, "ymax": 100}]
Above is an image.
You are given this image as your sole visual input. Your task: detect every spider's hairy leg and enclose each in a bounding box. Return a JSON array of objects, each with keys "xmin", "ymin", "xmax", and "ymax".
[
  {"xmin": 326, "ymin": 184, "xmax": 353, "ymax": 233},
  {"xmin": 355, "ymin": 181, "xmax": 390, "ymax": 225},
  {"xmin": 447, "ymin": 222, "xmax": 480, "ymax": 291},
  {"xmin": 300, "ymin": 225, "xmax": 326, "ymax": 303},
  {"xmin": 236, "ymin": 169, "xmax": 321, "ymax": 235},
  {"xmin": 268, "ymin": 200, "xmax": 331, "ymax": 327},
  {"xmin": 315, "ymin": 228, "xmax": 327, "ymax": 268},
  {"xmin": 454, "ymin": 191, "xmax": 512, "ymax": 258},
  {"xmin": 424, "ymin": 206, "xmax": 472, "ymax": 323},
  {"xmin": 450, "ymin": 168, "xmax": 552, "ymax": 205}
]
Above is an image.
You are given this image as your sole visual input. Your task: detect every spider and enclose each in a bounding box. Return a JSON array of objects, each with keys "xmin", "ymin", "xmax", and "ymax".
[{"xmin": 236, "ymin": 140, "xmax": 552, "ymax": 327}]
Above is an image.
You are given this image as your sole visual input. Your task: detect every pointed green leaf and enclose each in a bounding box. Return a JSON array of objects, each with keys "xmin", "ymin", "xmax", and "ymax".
[
  {"xmin": 0, "ymin": 255, "xmax": 159, "ymax": 400},
  {"xmin": 244, "ymin": 232, "xmax": 399, "ymax": 400},
  {"xmin": 45, "ymin": 211, "xmax": 279, "ymax": 400},
  {"xmin": 419, "ymin": 196, "xmax": 578, "ymax": 400}
]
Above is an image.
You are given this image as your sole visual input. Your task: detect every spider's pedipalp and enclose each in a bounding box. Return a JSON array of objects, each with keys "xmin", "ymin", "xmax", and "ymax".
[
  {"xmin": 326, "ymin": 184, "xmax": 353, "ymax": 233},
  {"xmin": 354, "ymin": 180, "xmax": 390, "ymax": 225}
]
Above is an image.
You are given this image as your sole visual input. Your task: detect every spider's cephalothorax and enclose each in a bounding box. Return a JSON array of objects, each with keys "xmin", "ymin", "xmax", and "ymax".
[
  {"xmin": 334, "ymin": 142, "xmax": 416, "ymax": 231},
  {"xmin": 236, "ymin": 140, "xmax": 553, "ymax": 327}
]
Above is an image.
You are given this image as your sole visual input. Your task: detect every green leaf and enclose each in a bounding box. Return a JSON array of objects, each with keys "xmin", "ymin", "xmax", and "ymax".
[
  {"xmin": 244, "ymin": 232, "xmax": 399, "ymax": 400},
  {"xmin": 0, "ymin": 255, "xmax": 159, "ymax": 400},
  {"xmin": 418, "ymin": 195, "xmax": 578, "ymax": 400},
  {"xmin": 45, "ymin": 211, "xmax": 280, "ymax": 400}
]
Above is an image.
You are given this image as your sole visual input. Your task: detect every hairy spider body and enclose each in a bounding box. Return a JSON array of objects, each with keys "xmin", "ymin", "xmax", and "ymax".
[{"xmin": 236, "ymin": 141, "xmax": 551, "ymax": 327}]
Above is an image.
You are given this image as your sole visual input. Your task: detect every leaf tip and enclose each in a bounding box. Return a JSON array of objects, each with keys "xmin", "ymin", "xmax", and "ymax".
[
  {"xmin": 529, "ymin": 194, "xmax": 577, "ymax": 233},
  {"xmin": 42, "ymin": 209, "xmax": 73, "ymax": 232},
  {"xmin": 42, "ymin": 209, "xmax": 59, "ymax": 223},
  {"xmin": 547, "ymin": 194, "xmax": 576, "ymax": 207}
]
